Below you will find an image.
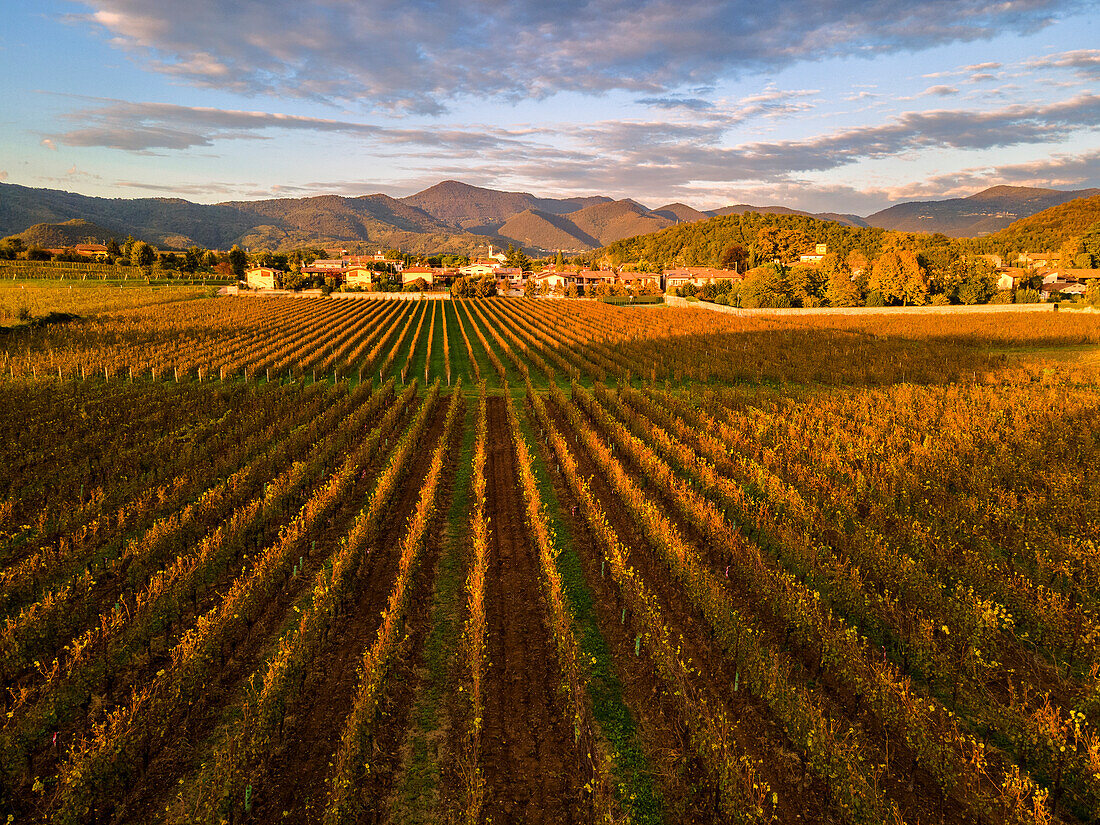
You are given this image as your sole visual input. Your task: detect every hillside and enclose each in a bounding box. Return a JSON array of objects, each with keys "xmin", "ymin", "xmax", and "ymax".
[
  {"xmin": 710, "ymin": 203, "xmax": 868, "ymax": 228},
  {"xmin": 601, "ymin": 211, "xmax": 887, "ymax": 267},
  {"xmin": 0, "ymin": 183, "xmax": 259, "ymax": 248},
  {"xmin": 0, "ymin": 183, "xmax": 506, "ymax": 254},
  {"xmin": 652, "ymin": 203, "xmax": 709, "ymax": 223},
  {"xmin": 985, "ymin": 193, "xmax": 1100, "ymax": 250},
  {"xmin": 399, "ymin": 180, "xmax": 610, "ymax": 229},
  {"xmin": 7, "ymin": 218, "xmax": 120, "ymax": 248},
  {"xmin": 496, "ymin": 208, "xmax": 599, "ymax": 251},
  {"xmin": 865, "ymin": 185, "xmax": 1100, "ymax": 237},
  {"xmin": 567, "ymin": 199, "xmax": 675, "ymax": 246},
  {"xmin": 3, "ymin": 180, "xmax": 1098, "ymax": 257}
]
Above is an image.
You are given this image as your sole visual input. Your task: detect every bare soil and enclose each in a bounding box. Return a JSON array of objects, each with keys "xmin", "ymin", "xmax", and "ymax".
[{"xmin": 478, "ymin": 396, "xmax": 585, "ymax": 825}]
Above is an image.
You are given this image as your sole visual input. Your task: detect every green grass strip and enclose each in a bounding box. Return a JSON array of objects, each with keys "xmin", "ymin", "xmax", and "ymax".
[
  {"xmin": 517, "ymin": 410, "xmax": 664, "ymax": 825},
  {"xmin": 390, "ymin": 403, "xmax": 475, "ymax": 823}
]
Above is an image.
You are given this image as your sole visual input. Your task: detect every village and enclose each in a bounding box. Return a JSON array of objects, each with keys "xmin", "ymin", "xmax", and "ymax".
[{"xmin": 240, "ymin": 242, "xmax": 1100, "ymax": 304}]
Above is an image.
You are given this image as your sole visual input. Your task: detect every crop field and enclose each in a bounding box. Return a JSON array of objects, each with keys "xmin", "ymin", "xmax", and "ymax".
[{"xmin": 1, "ymin": 287, "xmax": 1099, "ymax": 824}]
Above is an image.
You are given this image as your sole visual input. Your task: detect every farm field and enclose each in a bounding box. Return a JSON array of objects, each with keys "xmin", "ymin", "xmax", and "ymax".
[{"xmin": 1, "ymin": 286, "xmax": 1100, "ymax": 824}]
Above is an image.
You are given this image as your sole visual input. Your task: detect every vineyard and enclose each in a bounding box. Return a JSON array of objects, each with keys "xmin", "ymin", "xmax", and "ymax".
[{"xmin": 1, "ymin": 285, "xmax": 1099, "ymax": 824}]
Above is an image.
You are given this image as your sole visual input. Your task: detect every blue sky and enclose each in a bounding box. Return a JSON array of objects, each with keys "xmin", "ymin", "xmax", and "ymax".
[{"xmin": 2, "ymin": 0, "xmax": 1098, "ymax": 214}]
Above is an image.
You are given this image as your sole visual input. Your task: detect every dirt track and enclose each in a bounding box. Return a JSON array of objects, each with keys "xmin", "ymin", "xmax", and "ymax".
[{"xmin": 479, "ymin": 397, "xmax": 584, "ymax": 824}]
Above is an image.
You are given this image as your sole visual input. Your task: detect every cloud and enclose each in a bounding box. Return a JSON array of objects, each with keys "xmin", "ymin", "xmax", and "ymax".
[
  {"xmin": 0, "ymin": 171, "xmax": 7, "ymax": 182},
  {"xmin": 41, "ymin": 138, "xmax": 57, "ymax": 151},
  {"xmin": 921, "ymin": 85, "xmax": 959, "ymax": 96},
  {"xmin": 48, "ymin": 91, "xmax": 1100, "ymax": 204},
  {"xmin": 637, "ymin": 97, "xmax": 714, "ymax": 112},
  {"xmin": 49, "ymin": 98, "xmax": 535, "ymax": 153},
  {"xmin": 71, "ymin": 0, "xmax": 1083, "ymax": 111},
  {"xmin": 1026, "ymin": 48, "xmax": 1100, "ymax": 78}
]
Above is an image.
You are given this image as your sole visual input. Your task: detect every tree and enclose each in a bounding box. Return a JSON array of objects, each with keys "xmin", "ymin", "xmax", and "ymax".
[
  {"xmin": 476, "ymin": 274, "xmax": 498, "ymax": 297},
  {"xmin": 719, "ymin": 243, "xmax": 749, "ymax": 272},
  {"xmin": 740, "ymin": 264, "xmax": 792, "ymax": 308},
  {"xmin": 228, "ymin": 245, "xmax": 248, "ymax": 279},
  {"xmin": 106, "ymin": 238, "xmax": 121, "ymax": 258},
  {"xmin": 182, "ymin": 246, "xmax": 205, "ymax": 273},
  {"xmin": 754, "ymin": 227, "xmax": 812, "ymax": 266},
  {"xmin": 956, "ymin": 258, "xmax": 997, "ymax": 305},
  {"xmin": 824, "ymin": 257, "xmax": 861, "ymax": 307},
  {"xmin": 1086, "ymin": 279, "xmax": 1100, "ymax": 307},
  {"xmin": 899, "ymin": 250, "xmax": 929, "ymax": 306},
  {"xmin": 504, "ymin": 244, "xmax": 531, "ymax": 271},
  {"xmin": 281, "ymin": 271, "xmax": 307, "ymax": 291},
  {"xmin": 1080, "ymin": 224, "xmax": 1100, "ymax": 267},
  {"xmin": 451, "ymin": 276, "xmax": 472, "ymax": 298},
  {"xmin": 130, "ymin": 240, "xmax": 155, "ymax": 268},
  {"xmin": 869, "ymin": 251, "xmax": 905, "ymax": 305},
  {"xmin": 555, "ymin": 250, "xmax": 565, "ymax": 267}
]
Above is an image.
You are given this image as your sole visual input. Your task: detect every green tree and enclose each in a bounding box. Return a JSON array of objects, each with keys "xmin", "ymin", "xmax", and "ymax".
[
  {"xmin": 555, "ymin": 250, "xmax": 565, "ymax": 267},
  {"xmin": 182, "ymin": 246, "xmax": 205, "ymax": 273},
  {"xmin": 228, "ymin": 245, "xmax": 248, "ymax": 279},
  {"xmin": 475, "ymin": 274, "xmax": 498, "ymax": 297},
  {"xmin": 451, "ymin": 276, "xmax": 472, "ymax": 298},
  {"xmin": 504, "ymin": 244, "xmax": 531, "ymax": 271},
  {"xmin": 130, "ymin": 240, "xmax": 155, "ymax": 268}
]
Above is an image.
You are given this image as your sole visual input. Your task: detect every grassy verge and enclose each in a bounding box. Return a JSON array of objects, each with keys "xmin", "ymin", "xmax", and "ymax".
[{"xmin": 388, "ymin": 402, "xmax": 475, "ymax": 823}]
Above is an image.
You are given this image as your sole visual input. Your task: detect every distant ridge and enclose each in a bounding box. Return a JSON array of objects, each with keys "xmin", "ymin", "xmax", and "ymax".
[
  {"xmin": 10, "ymin": 218, "xmax": 120, "ymax": 248},
  {"xmin": 399, "ymin": 180, "xmax": 611, "ymax": 230},
  {"xmin": 652, "ymin": 203, "xmax": 709, "ymax": 223},
  {"xmin": 2, "ymin": 180, "xmax": 1098, "ymax": 253},
  {"xmin": 865, "ymin": 185, "xmax": 1100, "ymax": 237}
]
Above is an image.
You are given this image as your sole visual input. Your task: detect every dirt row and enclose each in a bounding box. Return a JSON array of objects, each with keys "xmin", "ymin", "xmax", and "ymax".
[{"xmin": 478, "ymin": 396, "xmax": 586, "ymax": 824}]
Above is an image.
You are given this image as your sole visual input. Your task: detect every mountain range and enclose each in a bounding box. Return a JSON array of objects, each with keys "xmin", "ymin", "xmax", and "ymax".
[{"xmin": 2, "ymin": 179, "xmax": 1097, "ymax": 254}]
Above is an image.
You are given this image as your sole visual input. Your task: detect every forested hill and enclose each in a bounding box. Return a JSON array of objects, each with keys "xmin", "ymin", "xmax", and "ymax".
[
  {"xmin": 985, "ymin": 194, "xmax": 1100, "ymax": 251},
  {"xmin": 600, "ymin": 211, "xmax": 887, "ymax": 268}
]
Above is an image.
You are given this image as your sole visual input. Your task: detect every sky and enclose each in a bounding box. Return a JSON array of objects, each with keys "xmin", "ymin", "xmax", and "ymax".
[{"xmin": 1, "ymin": 0, "xmax": 1099, "ymax": 215}]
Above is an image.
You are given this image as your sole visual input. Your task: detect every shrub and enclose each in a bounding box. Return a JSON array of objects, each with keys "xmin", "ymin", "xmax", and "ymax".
[
  {"xmin": 930, "ymin": 293, "xmax": 952, "ymax": 306},
  {"xmin": 865, "ymin": 290, "xmax": 886, "ymax": 307},
  {"xmin": 1015, "ymin": 288, "xmax": 1041, "ymax": 304},
  {"xmin": 989, "ymin": 289, "xmax": 1013, "ymax": 304}
]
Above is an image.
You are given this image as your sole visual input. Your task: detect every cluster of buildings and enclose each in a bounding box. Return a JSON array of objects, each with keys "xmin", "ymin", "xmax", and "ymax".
[
  {"xmin": 36, "ymin": 243, "xmax": 110, "ymax": 259},
  {"xmin": 245, "ymin": 243, "xmax": 748, "ymax": 294},
  {"xmin": 991, "ymin": 252, "xmax": 1099, "ymax": 300}
]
